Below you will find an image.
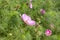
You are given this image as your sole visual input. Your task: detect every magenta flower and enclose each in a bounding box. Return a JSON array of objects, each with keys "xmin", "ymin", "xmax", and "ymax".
[
  {"xmin": 40, "ymin": 9, "xmax": 45, "ymax": 14},
  {"xmin": 29, "ymin": 2, "xmax": 32, "ymax": 9},
  {"xmin": 21, "ymin": 14, "xmax": 35, "ymax": 26},
  {"xmin": 45, "ymin": 29, "xmax": 52, "ymax": 36}
]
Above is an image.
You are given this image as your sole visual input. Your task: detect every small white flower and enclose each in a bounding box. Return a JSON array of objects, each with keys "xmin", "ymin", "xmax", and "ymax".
[{"xmin": 30, "ymin": 0, "xmax": 32, "ymax": 2}]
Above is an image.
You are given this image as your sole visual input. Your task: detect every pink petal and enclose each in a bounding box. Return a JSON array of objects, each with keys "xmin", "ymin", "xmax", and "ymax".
[
  {"xmin": 40, "ymin": 9, "xmax": 45, "ymax": 14},
  {"xmin": 45, "ymin": 29, "xmax": 52, "ymax": 36},
  {"xmin": 26, "ymin": 20, "xmax": 36, "ymax": 26},
  {"xmin": 29, "ymin": 3, "xmax": 32, "ymax": 8},
  {"xmin": 21, "ymin": 14, "xmax": 31, "ymax": 21},
  {"xmin": 21, "ymin": 14, "xmax": 36, "ymax": 26}
]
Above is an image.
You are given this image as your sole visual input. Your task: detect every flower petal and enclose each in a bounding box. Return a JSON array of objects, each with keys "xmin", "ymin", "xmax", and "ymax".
[
  {"xmin": 21, "ymin": 14, "xmax": 31, "ymax": 21},
  {"xmin": 45, "ymin": 29, "xmax": 52, "ymax": 36},
  {"xmin": 26, "ymin": 20, "xmax": 36, "ymax": 26}
]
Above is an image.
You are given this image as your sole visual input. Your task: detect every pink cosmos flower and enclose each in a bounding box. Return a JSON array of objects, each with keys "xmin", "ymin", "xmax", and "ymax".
[
  {"xmin": 26, "ymin": 20, "xmax": 35, "ymax": 26},
  {"xmin": 29, "ymin": 2, "xmax": 32, "ymax": 8},
  {"xmin": 40, "ymin": 9, "xmax": 45, "ymax": 14},
  {"xmin": 45, "ymin": 29, "xmax": 52, "ymax": 36},
  {"xmin": 21, "ymin": 14, "xmax": 31, "ymax": 21},
  {"xmin": 21, "ymin": 14, "xmax": 35, "ymax": 26}
]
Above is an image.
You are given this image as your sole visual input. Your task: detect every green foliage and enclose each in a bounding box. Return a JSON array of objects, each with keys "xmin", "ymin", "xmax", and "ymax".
[{"xmin": 0, "ymin": 0, "xmax": 60, "ymax": 40}]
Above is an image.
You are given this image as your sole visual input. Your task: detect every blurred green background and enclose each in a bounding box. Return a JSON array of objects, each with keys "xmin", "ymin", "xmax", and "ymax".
[{"xmin": 0, "ymin": 0, "xmax": 60, "ymax": 40}]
